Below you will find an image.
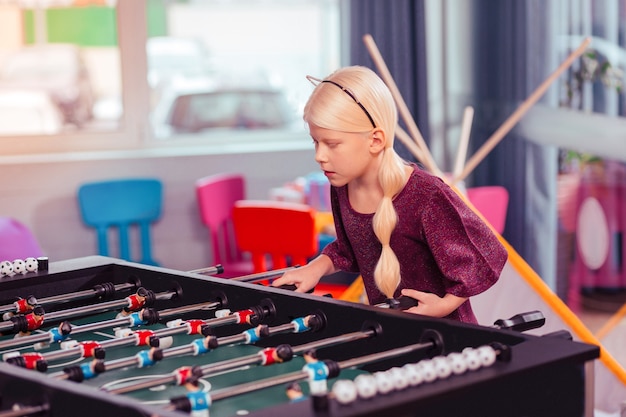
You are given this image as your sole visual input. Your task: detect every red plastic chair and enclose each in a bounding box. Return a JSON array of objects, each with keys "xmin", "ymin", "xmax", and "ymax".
[
  {"xmin": 466, "ymin": 186, "xmax": 509, "ymax": 234},
  {"xmin": 195, "ymin": 173, "xmax": 253, "ymax": 277},
  {"xmin": 231, "ymin": 200, "xmax": 318, "ymax": 273}
]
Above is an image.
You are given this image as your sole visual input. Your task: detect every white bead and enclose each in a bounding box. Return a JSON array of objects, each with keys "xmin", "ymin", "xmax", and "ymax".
[
  {"xmin": 24, "ymin": 257, "xmax": 38, "ymax": 272},
  {"xmin": 332, "ymin": 379, "xmax": 358, "ymax": 405},
  {"xmin": 387, "ymin": 367, "xmax": 409, "ymax": 391},
  {"xmin": 477, "ymin": 345, "xmax": 497, "ymax": 367},
  {"xmin": 12, "ymin": 259, "xmax": 26, "ymax": 274},
  {"xmin": 0, "ymin": 260, "xmax": 14, "ymax": 276},
  {"xmin": 374, "ymin": 371, "xmax": 394, "ymax": 394},
  {"xmin": 402, "ymin": 363, "xmax": 424, "ymax": 386},
  {"xmin": 462, "ymin": 347, "xmax": 482, "ymax": 371},
  {"xmin": 354, "ymin": 373, "xmax": 377, "ymax": 399},
  {"xmin": 432, "ymin": 356, "xmax": 452, "ymax": 379},
  {"xmin": 418, "ymin": 359, "xmax": 438, "ymax": 382},
  {"xmin": 447, "ymin": 352, "xmax": 468, "ymax": 375}
]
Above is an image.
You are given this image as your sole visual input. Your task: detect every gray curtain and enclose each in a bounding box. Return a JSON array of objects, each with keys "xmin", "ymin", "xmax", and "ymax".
[
  {"xmin": 470, "ymin": 1, "xmax": 558, "ymax": 289},
  {"xmin": 347, "ymin": 0, "xmax": 431, "ymax": 163}
]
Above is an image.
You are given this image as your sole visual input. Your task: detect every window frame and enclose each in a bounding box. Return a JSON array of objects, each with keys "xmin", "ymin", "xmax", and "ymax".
[{"xmin": 0, "ymin": 0, "xmax": 312, "ymax": 162}]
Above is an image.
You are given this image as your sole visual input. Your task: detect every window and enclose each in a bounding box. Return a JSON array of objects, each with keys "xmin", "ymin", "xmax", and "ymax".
[{"xmin": 0, "ymin": 0, "xmax": 340, "ymax": 156}]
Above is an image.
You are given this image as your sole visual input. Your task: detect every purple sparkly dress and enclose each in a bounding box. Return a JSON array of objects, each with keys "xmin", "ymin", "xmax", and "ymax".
[{"xmin": 321, "ymin": 164, "xmax": 508, "ymax": 323}]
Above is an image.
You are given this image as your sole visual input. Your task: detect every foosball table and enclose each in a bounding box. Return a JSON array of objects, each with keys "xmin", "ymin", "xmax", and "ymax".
[{"xmin": 0, "ymin": 256, "xmax": 599, "ymax": 417}]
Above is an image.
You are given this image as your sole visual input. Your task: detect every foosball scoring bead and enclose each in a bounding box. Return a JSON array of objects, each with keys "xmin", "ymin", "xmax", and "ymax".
[
  {"xmin": 476, "ymin": 345, "xmax": 497, "ymax": 367},
  {"xmin": 0, "ymin": 260, "xmax": 14, "ymax": 276},
  {"xmin": 417, "ymin": 359, "xmax": 438, "ymax": 383},
  {"xmin": 354, "ymin": 374, "xmax": 378, "ymax": 399},
  {"xmin": 402, "ymin": 363, "xmax": 424, "ymax": 386},
  {"xmin": 432, "ymin": 356, "xmax": 453, "ymax": 379},
  {"xmin": 447, "ymin": 352, "xmax": 468, "ymax": 375},
  {"xmin": 373, "ymin": 371, "xmax": 395, "ymax": 395},
  {"xmin": 332, "ymin": 379, "xmax": 358, "ymax": 405},
  {"xmin": 387, "ymin": 367, "xmax": 409, "ymax": 391},
  {"xmin": 24, "ymin": 257, "xmax": 38, "ymax": 272},
  {"xmin": 462, "ymin": 347, "xmax": 482, "ymax": 371},
  {"xmin": 12, "ymin": 259, "xmax": 26, "ymax": 275}
]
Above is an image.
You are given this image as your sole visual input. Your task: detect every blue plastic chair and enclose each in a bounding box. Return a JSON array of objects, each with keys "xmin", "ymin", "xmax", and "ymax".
[{"xmin": 77, "ymin": 178, "xmax": 163, "ymax": 266}]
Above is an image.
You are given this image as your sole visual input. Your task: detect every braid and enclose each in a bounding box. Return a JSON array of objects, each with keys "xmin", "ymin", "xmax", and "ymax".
[{"xmin": 372, "ymin": 149, "xmax": 407, "ymax": 298}]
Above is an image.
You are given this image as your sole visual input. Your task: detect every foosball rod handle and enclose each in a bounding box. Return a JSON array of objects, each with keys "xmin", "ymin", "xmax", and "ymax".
[
  {"xmin": 493, "ymin": 310, "xmax": 545, "ymax": 332},
  {"xmin": 187, "ymin": 264, "xmax": 225, "ymax": 276}
]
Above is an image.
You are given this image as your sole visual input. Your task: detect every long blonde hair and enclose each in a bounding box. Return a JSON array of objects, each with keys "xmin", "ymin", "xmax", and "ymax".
[{"xmin": 304, "ymin": 66, "xmax": 407, "ymax": 298}]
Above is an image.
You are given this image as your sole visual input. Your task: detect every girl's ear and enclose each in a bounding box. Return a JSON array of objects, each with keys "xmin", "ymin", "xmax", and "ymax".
[{"xmin": 369, "ymin": 128, "xmax": 387, "ymax": 154}]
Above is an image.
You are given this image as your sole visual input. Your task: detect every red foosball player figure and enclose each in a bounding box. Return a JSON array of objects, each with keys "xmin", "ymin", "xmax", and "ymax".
[
  {"xmin": 12, "ymin": 305, "xmax": 45, "ymax": 336},
  {"xmin": 258, "ymin": 344, "xmax": 293, "ymax": 366},
  {"xmin": 117, "ymin": 287, "xmax": 155, "ymax": 318},
  {"xmin": 2, "ymin": 295, "xmax": 38, "ymax": 320}
]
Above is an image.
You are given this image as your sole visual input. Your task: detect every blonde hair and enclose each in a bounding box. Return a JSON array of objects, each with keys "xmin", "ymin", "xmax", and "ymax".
[{"xmin": 304, "ymin": 66, "xmax": 407, "ymax": 298}]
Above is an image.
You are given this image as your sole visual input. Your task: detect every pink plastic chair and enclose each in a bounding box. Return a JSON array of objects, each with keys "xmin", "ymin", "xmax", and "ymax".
[
  {"xmin": 0, "ymin": 217, "xmax": 43, "ymax": 261},
  {"xmin": 466, "ymin": 186, "xmax": 509, "ymax": 234},
  {"xmin": 195, "ymin": 173, "xmax": 254, "ymax": 277}
]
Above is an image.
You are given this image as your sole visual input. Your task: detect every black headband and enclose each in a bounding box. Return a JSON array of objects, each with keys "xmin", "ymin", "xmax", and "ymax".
[{"xmin": 306, "ymin": 75, "xmax": 376, "ymax": 128}]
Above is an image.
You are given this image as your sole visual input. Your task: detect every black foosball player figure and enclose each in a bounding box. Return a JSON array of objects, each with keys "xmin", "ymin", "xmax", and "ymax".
[{"xmin": 302, "ymin": 348, "xmax": 330, "ymax": 410}]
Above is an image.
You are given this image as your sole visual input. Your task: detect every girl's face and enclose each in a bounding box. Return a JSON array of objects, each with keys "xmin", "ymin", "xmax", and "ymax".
[{"xmin": 309, "ymin": 124, "xmax": 381, "ymax": 187}]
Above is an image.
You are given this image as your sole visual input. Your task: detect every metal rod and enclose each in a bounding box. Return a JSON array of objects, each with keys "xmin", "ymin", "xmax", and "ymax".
[
  {"xmin": 0, "ymin": 282, "xmax": 136, "ymax": 316},
  {"xmin": 187, "ymin": 264, "xmax": 223, "ymax": 276},
  {"xmin": 228, "ymin": 266, "xmax": 298, "ymax": 282},
  {"xmin": 44, "ymin": 289, "xmax": 178, "ymax": 322}
]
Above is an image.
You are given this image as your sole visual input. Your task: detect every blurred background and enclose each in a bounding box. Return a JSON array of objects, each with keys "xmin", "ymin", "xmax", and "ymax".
[{"xmin": 1, "ymin": 0, "xmax": 626, "ymax": 396}]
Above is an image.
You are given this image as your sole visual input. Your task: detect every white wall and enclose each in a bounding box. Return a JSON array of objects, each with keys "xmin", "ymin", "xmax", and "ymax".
[{"xmin": 1, "ymin": 148, "xmax": 318, "ymax": 273}]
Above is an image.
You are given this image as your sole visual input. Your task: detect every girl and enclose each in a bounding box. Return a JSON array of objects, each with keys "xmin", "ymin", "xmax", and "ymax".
[{"xmin": 271, "ymin": 66, "xmax": 507, "ymax": 323}]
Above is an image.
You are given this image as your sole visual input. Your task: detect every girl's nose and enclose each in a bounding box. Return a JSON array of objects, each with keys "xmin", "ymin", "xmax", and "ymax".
[{"xmin": 314, "ymin": 148, "xmax": 326, "ymax": 163}]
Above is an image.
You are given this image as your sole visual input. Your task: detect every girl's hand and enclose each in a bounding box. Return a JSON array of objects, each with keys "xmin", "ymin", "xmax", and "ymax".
[
  {"xmin": 400, "ymin": 289, "xmax": 467, "ymax": 318},
  {"xmin": 271, "ymin": 255, "xmax": 334, "ymax": 293},
  {"xmin": 271, "ymin": 267, "xmax": 320, "ymax": 293}
]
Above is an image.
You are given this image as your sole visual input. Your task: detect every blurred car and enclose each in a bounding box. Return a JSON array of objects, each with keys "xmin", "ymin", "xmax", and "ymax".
[
  {"xmin": 0, "ymin": 43, "xmax": 95, "ymax": 127},
  {"xmin": 147, "ymin": 36, "xmax": 214, "ymax": 91},
  {"xmin": 151, "ymin": 77, "xmax": 301, "ymax": 139},
  {"xmin": 0, "ymin": 88, "xmax": 64, "ymax": 135}
]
